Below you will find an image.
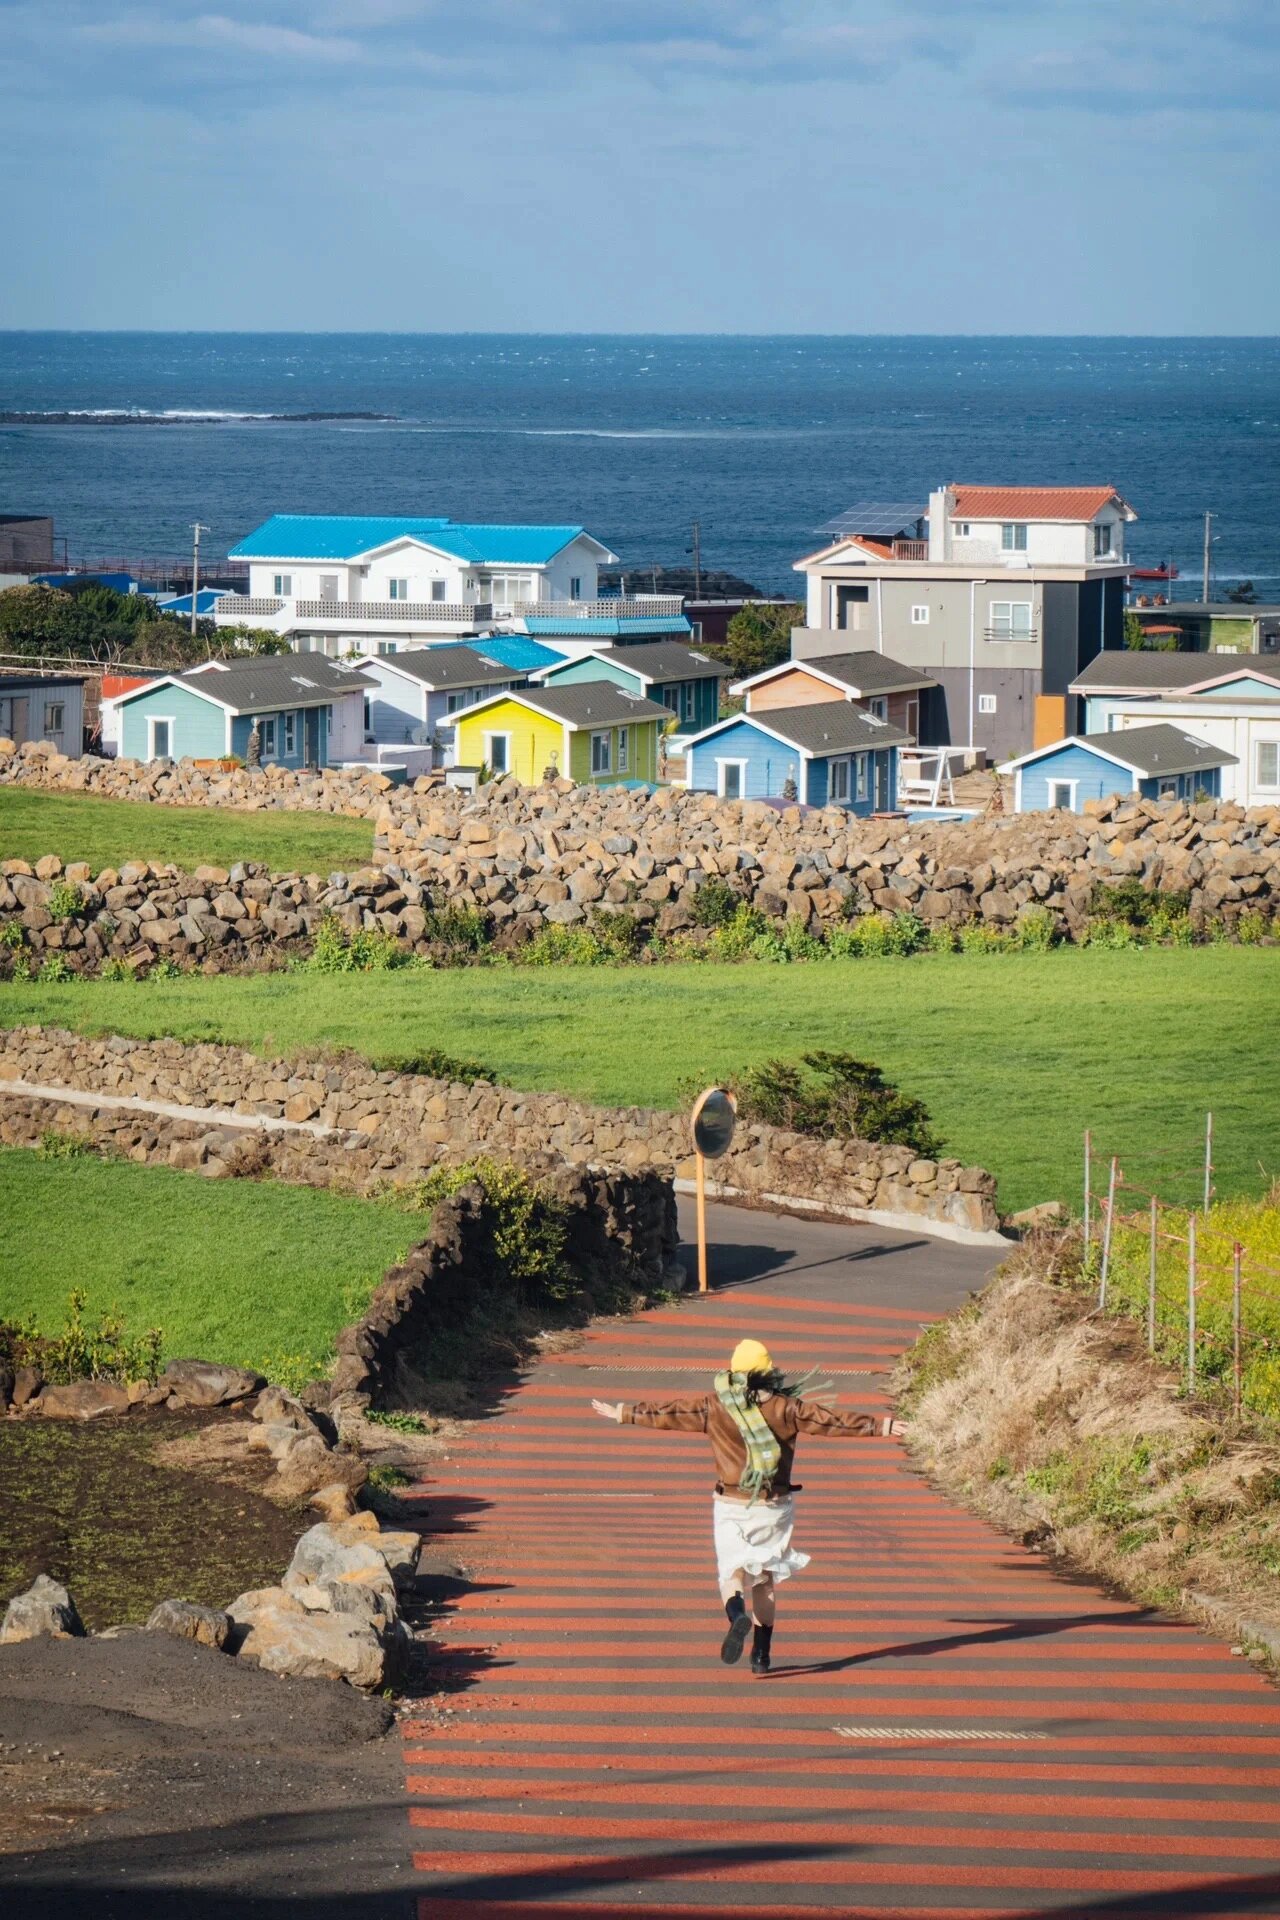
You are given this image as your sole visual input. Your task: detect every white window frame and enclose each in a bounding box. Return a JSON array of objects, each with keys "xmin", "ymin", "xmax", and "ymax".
[
  {"xmin": 716, "ymin": 757, "xmax": 748, "ymax": 800},
  {"xmin": 829, "ymin": 756, "xmax": 851, "ymax": 804},
  {"xmin": 489, "ymin": 572, "xmax": 535, "ymax": 611},
  {"xmin": 977, "ymin": 693, "xmax": 998, "ymax": 715},
  {"xmin": 1001, "ymin": 523, "xmax": 1028, "ymax": 552},
  {"xmin": 484, "ymin": 731, "xmax": 511, "ymax": 775},
  {"xmin": 388, "ymin": 577, "xmax": 409, "ymax": 601},
  {"xmin": 273, "ymin": 573, "xmax": 292, "ymax": 597},
  {"xmin": 43, "ymin": 701, "xmax": 65, "ymax": 738},
  {"xmin": 1256, "ymin": 741, "xmax": 1280, "ymax": 789},
  {"xmin": 147, "ymin": 714, "xmax": 175, "ymax": 760},
  {"xmin": 590, "ymin": 730, "xmax": 612, "ymax": 776},
  {"xmin": 910, "ymin": 605, "xmax": 929, "ymax": 625},
  {"xmin": 1047, "ymin": 778, "xmax": 1077, "ymax": 810},
  {"xmin": 679, "ymin": 681, "xmax": 697, "ymax": 724},
  {"xmin": 989, "ymin": 600, "xmax": 1034, "ymax": 640},
  {"xmin": 867, "ymin": 696, "xmax": 888, "ymax": 720},
  {"xmin": 1093, "ymin": 522, "xmax": 1114, "ymax": 559},
  {"xmin": 617, "ymin": 726, "xmax": 629, "ymax": 773},
  {"xmin": 283, "ymin": 711, "xmax": 297, "ymax": 756},
  {"xmin": 431, "ymin": 579, "xmax": 447, "ymax": 601},
  {"xmin": 953, "ymin": 521, "xmax": 970, "ymax": 538},
  {"xmin": 260, "ymin": 716, "xmax": 278, "ymax": 758},
  {"xmin": 319, "ymin": 574, "xmax": 339, "ymax": 601},
  {"xmin": 855, "ymin": 752, "xmax": 869, "ymax": 800}
]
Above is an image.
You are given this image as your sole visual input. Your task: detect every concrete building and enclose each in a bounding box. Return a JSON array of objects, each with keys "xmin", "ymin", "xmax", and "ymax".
[
  {"xmin": 792, "ymin": 485, "xmax": 1137, "ymax": 762},
  {"xmin": 0, "ymin": 672, "xmax": 85, "ymax": 752},
  {"xmin": 0, "ymin": 515, "xmax": 55, "ymax": 571}
]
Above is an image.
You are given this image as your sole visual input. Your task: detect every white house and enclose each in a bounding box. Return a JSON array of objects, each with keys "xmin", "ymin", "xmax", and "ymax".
[{"xmin": 1070, "ymin": 652, "xmax": 1280, "ymax": 809}]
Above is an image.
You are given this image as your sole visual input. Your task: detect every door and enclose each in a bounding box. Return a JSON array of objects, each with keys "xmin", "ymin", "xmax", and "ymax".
[
  {"xmin": 834, "ymin": 584, "xmax": 869, "ymax": 632},
  {"xmin": 903, "ymin": 697, "xmax": 919, "ymax": 742},
  {"xmin": 873, "ymin": 752, "xmax": 890, "ymax": 811},
  {"xmin": 304, "ymin": 708, "xmax": 320, "ymax": 765}
]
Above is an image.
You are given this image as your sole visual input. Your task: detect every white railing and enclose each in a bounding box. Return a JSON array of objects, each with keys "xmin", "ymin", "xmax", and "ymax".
[
  {"xmin": 292, "ymin": 600, "xmax": 494, "ymax": 622},
  {"xmin": 515, "ymin": 597, "xmax": 685, "ymax": 620},
  {"xmin": 214, "ymin": 596, "xmax": 285, "ymax": 617}
]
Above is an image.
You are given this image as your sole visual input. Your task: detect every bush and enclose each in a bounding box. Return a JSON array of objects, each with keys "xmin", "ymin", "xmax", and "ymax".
[
  {"xmin": 725, "ymin": 1050, "xmax": 942, "ymax": 1156},
  {"xmin": 1092, "ymin": 880, "xmax": 1191, "ymax": 928},
  {"xmin": 100, "ymin": 957, "xmax": 135, "ymax": 983},
  {"xmin": 36, "ymin": 953, "xmax": 76, "ymax": 983},
  {"xmin": 403, "ymin": 1157, "xmax": 574, "ymax": 1305},
  {"xmin": 37, "ymin": 1128, "xmax": 96, "ymax": 1159},
  {"xmin": 47, "ymin": 879, "xmax": 85, "ymax": 923},
  {"xmin": 37, "ymin": 1288, "xmax": 162, "ymax": 1386},
  {"xmin": 690, "ymin": 877, "xmax": 740, "ymax": 928},
  {"xmin": 423, "ymin": 900, "xmax": 491, "ymax": 953},
  {"xmin": 303, "ymin": 913, "xmax": 409, "ymax": 974},
  {"xmin": 373, "ymin": 1046, "xmax": 495, "ymax": 1083}
]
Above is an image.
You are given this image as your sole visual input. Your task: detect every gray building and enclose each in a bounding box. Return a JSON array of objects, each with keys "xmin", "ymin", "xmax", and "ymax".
[
  {"xmin": 793, "ymin": 486, "xmax": 1136, "ymax": 761},
  {"xmin": 0, "ymin": 673, "xmax": 86, "ymax": 752},
  {"xmin": 0, "ymin": 515, "xmax": 55, "ymax": 570}
]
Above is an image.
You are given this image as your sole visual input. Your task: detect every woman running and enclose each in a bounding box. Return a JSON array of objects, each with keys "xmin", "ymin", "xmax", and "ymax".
[{"xmin": 592, "ymin": 1336, "xmax": 903, "ymax": 1673}]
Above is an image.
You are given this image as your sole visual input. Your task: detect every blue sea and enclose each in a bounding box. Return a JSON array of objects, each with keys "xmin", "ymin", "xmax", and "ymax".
[{"xmin": 1, "ymin": 333, "xmax": 1277, "ymax": 593}]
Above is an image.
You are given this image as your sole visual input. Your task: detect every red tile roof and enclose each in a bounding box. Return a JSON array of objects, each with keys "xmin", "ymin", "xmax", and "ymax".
[{"xmin": 951, "ymin": 485, "xmax": 1131, "ymax": 522}]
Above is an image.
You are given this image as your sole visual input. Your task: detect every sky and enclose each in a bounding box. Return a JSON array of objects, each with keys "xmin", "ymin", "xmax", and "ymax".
[{"xmin": 2, "ymin": 0, "xmax": 1278, "ymax": 333}]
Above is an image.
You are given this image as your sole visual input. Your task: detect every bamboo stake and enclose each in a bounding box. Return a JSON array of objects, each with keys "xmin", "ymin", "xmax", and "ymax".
[
  {"xmin": 1148, "ymin": 1196, "xmax": 1158, "ymax": 1352},
  {"xmin": 1083, "ymin": 1129, "xmax": 1092, "ymax": 1257},
  {"xmin": 1204, "ymin": 1112, "xmax": 1213, "ymax": 1213},
  {"xmin": 1233, "ymin": 1241, "xmax": 1243, "ymax": 1421},
  {"xmin": 1188, "ymin": 1214, "xmax": 1197, "ymax": 1394},
  {"xmin": 1099, "ymin": 1156, "xmax": 1118, "ymax": 1310}
]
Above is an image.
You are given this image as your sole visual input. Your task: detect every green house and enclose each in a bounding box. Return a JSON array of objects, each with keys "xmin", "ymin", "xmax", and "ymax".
[
  {"xmin": 114, "ymin": 656, "xmax": 374, "ymax": 767},
  {"xmin": 536, "ymin": 641, "xmax": 725, "ymax": 734}
]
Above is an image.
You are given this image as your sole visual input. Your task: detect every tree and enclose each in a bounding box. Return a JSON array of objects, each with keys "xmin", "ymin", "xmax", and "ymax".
[
  {"xmin": 217, "ymin": 623, "xmax": 293, "ymax": 656},
  {"xmin": 1123, "ymin": 609, "xmax": 1147, "ymax": 650},
  {"xmin": 709, "ymin": 602, "xmax": 803, "ymax": 683}
]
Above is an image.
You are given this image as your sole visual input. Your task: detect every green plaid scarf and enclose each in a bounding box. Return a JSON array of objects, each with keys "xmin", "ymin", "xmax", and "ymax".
[{"xmin": 714, "ymin": 1370, "xmax": 782, "ymax": 1503}]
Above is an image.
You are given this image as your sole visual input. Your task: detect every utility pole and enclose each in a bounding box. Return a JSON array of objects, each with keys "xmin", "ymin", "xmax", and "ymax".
[
  {"xmin": 190, "ymin": 522, "xmax": 210, "ymax": 637},
  {"xmin": 689, "ymin": 519, "xmax": 702, "ymax": 600},
  {"xmin": 1202, "ymin": 511, "xmax": 1213, "ymax": 606}
]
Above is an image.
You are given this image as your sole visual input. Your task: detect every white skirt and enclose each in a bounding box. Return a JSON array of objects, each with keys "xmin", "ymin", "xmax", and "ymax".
[{"xmin": 713, "ymin": 1493, "xmax": 810, "ymax": 1587}]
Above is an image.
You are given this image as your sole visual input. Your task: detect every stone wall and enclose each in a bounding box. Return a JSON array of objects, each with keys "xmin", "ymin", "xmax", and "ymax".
[
  {"xmin": 0, "ymin": 1027, "xmax": 1001, "ymax": 1237},
  {"xmin": 0, "ymin": 738, "xmax": 392, "ymax": 814}
]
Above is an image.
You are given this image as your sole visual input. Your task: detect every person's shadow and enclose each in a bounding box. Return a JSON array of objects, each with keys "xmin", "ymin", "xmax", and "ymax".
[{"xmin": 763, "ymin": 1605, "xmax": 1163, "ymax": 1677}]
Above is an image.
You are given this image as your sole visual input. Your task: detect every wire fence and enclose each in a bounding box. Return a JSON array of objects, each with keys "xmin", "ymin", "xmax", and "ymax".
[{"xmin": 1082, "ymin": 1121, "xmax": 1280, "ymax": 1422}]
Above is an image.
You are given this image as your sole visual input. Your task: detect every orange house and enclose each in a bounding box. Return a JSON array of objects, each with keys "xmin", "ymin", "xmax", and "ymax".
[{"xmin": 732, "ymin": 650, "xmax": 938, "ymax": 743}]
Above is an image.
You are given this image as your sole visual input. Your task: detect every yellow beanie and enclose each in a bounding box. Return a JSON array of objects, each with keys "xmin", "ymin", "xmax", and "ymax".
[{"xmin": 730, "ymin": 1338, "xmax": 773, "ymax": 1376}]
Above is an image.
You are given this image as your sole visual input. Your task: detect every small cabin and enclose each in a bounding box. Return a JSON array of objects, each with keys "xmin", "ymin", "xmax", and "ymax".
[
  {"xmin": 536, "ymin": 641, "xmax": 725, "ymax": 735},
  {"xmin": 1000, "ymin": 724, "xmax": 1236, "ymax": 813},
  {"xmin": 684, "ymin": 702, "xmax": 908, "ymax": 811}
]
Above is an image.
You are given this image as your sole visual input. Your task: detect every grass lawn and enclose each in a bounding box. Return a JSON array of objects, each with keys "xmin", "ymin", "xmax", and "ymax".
[
  {"xmin": 2, "ymin": 947, "xmax": 1276, "ymax": 1213},
  {"xmin": 0, "ymin": 1149, "xmax": 424, "ymax": 1374},
  {"xmin": 0, "ymin": 787, "xmax": 374, "ymax": 873}
]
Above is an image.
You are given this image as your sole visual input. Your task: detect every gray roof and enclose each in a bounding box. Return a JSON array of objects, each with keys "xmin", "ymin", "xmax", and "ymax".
[
  {"xmin": 804, "ymin": 650, "xmax": 938, "ymax": 695},
  {"xmin": 375, "ymin": 645, "xmax": 519, "ymax": 690},
  {"xmin": 749, "ymin": 701, "xmax": 911, "ymax": 757},
  {"xmin": 564, "ymin": 641, "xmax": 726, "ymax": 684},
  {"xmin": 0, "ymin": 672, "xmax": 86, "ymax": 692},
  {"xmin": 1071, "ymin": 651, "xmax": 1280, "ymax": 694},
  {"xmin": 1079, "ymin": 724, "xmax": 1238, "ymax": 777},
  {"xmin": 174, "ymin": 656, "xmax": 374, "ymax": 714},
  {"xmin": 510, "ymin": 683, "xmax": 673, "ymax": 729}
]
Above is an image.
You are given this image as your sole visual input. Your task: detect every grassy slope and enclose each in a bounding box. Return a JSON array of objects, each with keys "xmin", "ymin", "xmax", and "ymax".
[
  {"xmin": 2, "ymin": 947, "xmax": 1276, "ymax": 1212},
  {"xmin": 0, "ymin": 787, "xmax": 374, "ymax": 872},
  {"xmin": 0, "ymin": 1149, "xmax": 423, "ymax": 1373}
]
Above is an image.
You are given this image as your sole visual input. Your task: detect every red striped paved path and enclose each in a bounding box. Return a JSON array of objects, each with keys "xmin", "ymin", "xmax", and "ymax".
[{"xmin": 403, "ymin": 1203, "xmax": 1280, "ymax": 1919}]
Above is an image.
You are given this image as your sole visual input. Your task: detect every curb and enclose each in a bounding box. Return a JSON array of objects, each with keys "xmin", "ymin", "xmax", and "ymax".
[{"xmin": 672, "ymin": 1175, "xmax": 1010, "ymax": 1250}]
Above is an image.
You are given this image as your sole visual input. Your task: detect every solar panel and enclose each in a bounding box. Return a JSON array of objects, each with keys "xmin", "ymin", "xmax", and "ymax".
[{"xmin": 818, "ymin": 500, "xmax": 927, "ymax": 538}]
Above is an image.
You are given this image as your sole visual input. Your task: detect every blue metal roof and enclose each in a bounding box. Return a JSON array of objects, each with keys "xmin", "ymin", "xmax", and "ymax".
[
  {"xmin": 156, "ymin": 589, "xmax": 225, "ymax": 617},
  {"xmin": 468, "ymin": 635, "xmax": 566, "ymax": 672},
  {"xmin": 228, "ymin": 514, "xmax": 592, "ymax": 566},
  {"xmin": 523, "ymin": 615, "xmax": 692, "ymax": 638}
]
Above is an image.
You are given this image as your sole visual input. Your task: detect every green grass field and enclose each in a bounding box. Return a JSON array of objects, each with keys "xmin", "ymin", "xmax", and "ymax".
[
  {"xmin": 0, "ymin": 787, "xmax": 374, "ymax": 873},
  {"xmin": 0, "ymin": 1149, "xmax": 423, "ymax": 1373},
  {"xmin": 3, "ymin": 947, "xmax": 1276, "ymax": 1213}
]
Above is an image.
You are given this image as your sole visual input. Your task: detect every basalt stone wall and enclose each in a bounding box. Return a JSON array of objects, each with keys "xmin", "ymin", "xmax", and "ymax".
[
  {"xmin": 0, "ymin": 738, "xmax": 393, "ymax": 813},
  {"xmin": 6, "ymin": 787, "xmax": 1280, "ymax": 978},
  {"xmin": 0, "ymin": 1027, "xmax": 1000, "ymax": 1235}
]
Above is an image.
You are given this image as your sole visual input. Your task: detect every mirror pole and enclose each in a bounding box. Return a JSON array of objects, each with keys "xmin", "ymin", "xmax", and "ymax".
[{"xmin": 696, "ymin": 1149, "xmax": 709, "ymax": 1293}]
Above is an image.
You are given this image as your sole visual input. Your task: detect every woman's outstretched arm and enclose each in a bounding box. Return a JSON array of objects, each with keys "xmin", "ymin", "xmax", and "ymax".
[
  {"xmin": 785, "ymin": 1400, "xmax": 905, "ymax": 1438},
  {"xmin": 591, "ymin": 1396, "xmax": 711, "ymax": 1431}
]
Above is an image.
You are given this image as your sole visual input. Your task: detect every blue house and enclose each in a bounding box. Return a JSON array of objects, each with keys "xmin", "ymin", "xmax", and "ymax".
[
  {"xmin": 113, "ymin": 656, "xmax": 373, "ymax": 767},
  {"xmin": 534, "ymin": 641, "xmax": 726, "ymax": 734},
  {"xmin": 1000, "ymin": 724, "xmax": 1237, "ymax": 812},
  {"xmin": 684, "ymin": 702, "xmax": 908, "ymax": 810}
]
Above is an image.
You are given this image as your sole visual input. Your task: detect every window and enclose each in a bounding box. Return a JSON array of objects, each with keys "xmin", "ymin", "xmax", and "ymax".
[
  {"xmin": 273, "ymin": 574, "xmax": 292, "ymax": 597},
  {"xmin": 680, "ymin": 681, "xmax": 697, "ymax": 724},
  {"xmin": 260, "ymin": 717, "xmax": 277, "ymax": 757},
  {"xmin": 363, "ymin": 695, "xmax": 373, "ymax": 741},
  {"xmin": 977, "ymin": 693, "xmax": 998, "ymax": 715},
  {"xmin": 489, "ymin": 573, "xmax": 534, "ymax": 611},
  {"xmin": 446, "ymin": 688, "xmax": 479, "ymax": 715},
  {"xmin": 953, "ymin": 521, "xmax": 970, "ymax": 538},
  {"xmin": 855, "ymin": 753, "xmax": 869, "ymax": 800},
  {"xmin": 617, "ymin": 727, "xmax": 629, "ymax": 772},
  {"xmin": 717, "ymin": 759, "xmax": 746, "ymax": 800},
  {"xmin": 867, "ymin": 696, "xmax": 888, "ymax": 720},
  {"xmin": 590, "ymin": 730, "xmax": 612, "ymax": 776},
  {"xmin": 377, "ymin": 641, "xmax": 396, "ymax": 656},
  {"xmin": 43, "ymin": 701, "xmax": 65, "ymax": 738},
  {"xmin": 1093, "ymin": 523, "xmax": 1113, "ymax": 559},
  {"xmin": 319, "ymin": 574, "xmax": 339, "ymax": 601},
  {"xmin": 989, "ymin": 601, "xmax": 1034, "ymax": 640},
  {"xmin": 148, "ymin": 716, "xmax": 172, "ymax": 760},
  {"xmin": 431, "ymin": 579, "xmax": 447, "ymax": 601},
  {"xmin": 569, "ymin": 576, "xmax": 582, "ymax": 601},
  {"xmin": 283, "ymin": 712, "xmax": 296, "ymax": 755},
  {"xmin": 1001, "ymin": 523, "xmax": 1028, "ymax": 552},
  {"xmin": 910, "ymin": 605, "xmax": 929, "ymax": 625},
  {"xmin": 388, "ymin": 578, "xmax": 409, "ymax": 600},
  {"xmin": 661, "ymin": 685, "xmax": 681, "ymax": 714},
  {"xmin": 1048, "ymin": 780, "xmax": 1076, "ymax": 810},
  {"xmin": 485, "ymin": 733, "xmax": 510, "ymax": 775},
  {"xmin": 1256, "ymin": 741, "xmax": 1280, "ymax": 788},
  {"xmin": 829, "ymin": 757, "xmax": 851, "ymax": 804}
]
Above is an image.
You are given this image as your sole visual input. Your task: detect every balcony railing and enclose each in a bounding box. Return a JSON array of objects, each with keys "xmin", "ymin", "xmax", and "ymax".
[
  {"xmin": 514, "ymin": 597, "xmax": 685, "ymax": 620},
  {"xmin": 214, "ymin": 596, "xmax": 285, "ymax": 617},
  {"xmin": 984, "ymin": 626, "xmax": 1039, "ymax": 643},
  {"xmin": 890, "ymin": 540, "xmax": 929, "ymax": 561}
]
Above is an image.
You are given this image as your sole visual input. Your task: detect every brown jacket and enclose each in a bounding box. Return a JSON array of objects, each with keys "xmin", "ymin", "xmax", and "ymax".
[{"xmin": 621, "ymin": 1392, "xmax": 887, "ymax": 1500}]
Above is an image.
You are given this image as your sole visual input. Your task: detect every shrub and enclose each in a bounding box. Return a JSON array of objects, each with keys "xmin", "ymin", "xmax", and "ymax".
[
  {"xmin": 423, "ymin": 899, "xmax": 491, "ymax": 953},
  {"xmin": 883, "ymin": 911, "xmax": 927, "ymax": 956},
  {"xmin": 46, "ymin": 879, "xmax": 85, "ymax": 923},
  {"xmin": 100, "ymin": 957, "xmax": 135, "ymax": 983},
  {"xmin": 782, "ymin": 916, "xmax": 828, "ymax": 962},
  {"xmin": 403, "ymin": 1157, "xmax": 574, "ymax": 1305},
  {"xmin": 41, "ymin": 1288, "xmax": 163, "ymax": 1386},
  {"xmin": 304, "ymin": 912, "xmax": 409, "ymax": 974},
  {"xmin": 0, "ymin": 922, "xmax": 25, "ymax": 950},
  {"xmin": 37, "ymin": 1128, "xmax": 96, "ymax": 1159},
  {"xmin": 148, "ymin": 955, "xmax": 184, "ymax": 981},
  {"xmin": 706, "ymin": 901, "xmax": 771, "ymax": 961},
  {"xmin": 373, "ymin": 1046, "xmax": 495, "ymax": 1083},
  {"xmin": 958, "ymin": 921, "xmax": 1013, "ymax": 954},
  {"xmin": 366, "ymin": 1409, "xmax": 430, "ymax": 1434},
  {"xmin": 690, "ymin": 876, "xmax": 740, "ymax": 927},
  {"xmin": 1237, "ymin": 909, "xmax": 1270, "ymax": 946},
  {"xmin": 1014, "ymin": 906, "xmax": 1058, "ymax": 952},
  {"xmin": 725, "ymin": 1050, "xmax": 942, "ymax": 1156},
  {"xmin": 1092, "ymin": 880, "xmax": 1191, "ymax": 927},
  {"xmin": 587, "ymin": 907, "xmax": 648, "ymax": 960},
  {"xmin": 36, "ymin": 953, "xmax": 75, "ymax": 983}
]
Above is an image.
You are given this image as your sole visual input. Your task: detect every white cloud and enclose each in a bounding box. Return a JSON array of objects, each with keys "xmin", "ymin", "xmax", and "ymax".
[{"xmin": 80, "ymin": 12, "xmax": 360, "ymax": 61}]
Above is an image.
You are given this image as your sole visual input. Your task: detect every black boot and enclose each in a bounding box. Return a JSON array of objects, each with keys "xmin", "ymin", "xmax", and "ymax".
[
  {"xmin": 720, "ymin": 1593, "xmax": 750, "ymax": 1665},
  {"xmin": 751, "ymin": 1622, "xmax": 773, "ymax": 1675}
]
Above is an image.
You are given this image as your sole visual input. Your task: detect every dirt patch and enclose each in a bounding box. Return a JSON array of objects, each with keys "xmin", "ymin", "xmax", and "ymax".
[{"xmin": 0, "ymin": 1409, "xmax": 303, "ymax": 1631}]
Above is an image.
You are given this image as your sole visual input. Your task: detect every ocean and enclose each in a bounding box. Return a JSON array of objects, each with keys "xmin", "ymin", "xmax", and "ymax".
[{"xmin": 1, "ymin": 333, "xmax": 1277, "ymax": 594}]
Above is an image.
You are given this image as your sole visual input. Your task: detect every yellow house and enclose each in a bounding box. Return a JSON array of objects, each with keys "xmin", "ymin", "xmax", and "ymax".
[{"xmin": 453, "ymin": 683, "xmax": 671, "ymax": 786}]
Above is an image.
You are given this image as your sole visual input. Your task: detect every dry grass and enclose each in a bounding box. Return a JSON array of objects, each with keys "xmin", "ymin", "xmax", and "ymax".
[{"xmin": 897, "ymin": 1238, "xmax": 1280, "ymax": 1638}]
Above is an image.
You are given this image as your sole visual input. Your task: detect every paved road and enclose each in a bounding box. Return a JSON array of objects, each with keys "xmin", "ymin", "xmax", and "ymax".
[{"xmin": 404, "ymin": 1201, "xmax": 1280, "ymax": 1920}]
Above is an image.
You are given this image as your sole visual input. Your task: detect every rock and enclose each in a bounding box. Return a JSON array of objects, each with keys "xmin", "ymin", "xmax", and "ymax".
[
  {"xmin": 145, "ymin": 1597, "xmax": 232, "ymax": 1650},
  {"xmin": 161, "ymin": 1359, "xmax": 266, "ymax": 1407},
  {"xmin": 284, "ymin": 1521, "xmax": 401, "ymax": 1601},
  {"xmin": 227, "ymin": 1585, "xmax": 403, "ymax": 1689},
  {"xmin": 0, "ymin": 1575, "xmax": 85, "ymax": 1644},
  {"xmin": 11, "ymin": 1365, "xmax": 43, "ymax": 1408},
  {"xmin": 253, "ymin": 1383, "xmax": 320, "ymax": 1432},
  {"xmin": 310, "ymin": 1482, "xmax": 358, "ymax": 1523},
  {"xmin": 1009, "ymin": 1200, "xmax": 1069, "ymax": 1230},
  {"xmin": 274, "ymin": 1440, "xmax": 366, "ymax": 1503},
  {"xmin": 37, "ymin": 1380, "xmax": 131, "ymax": 1420}
]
